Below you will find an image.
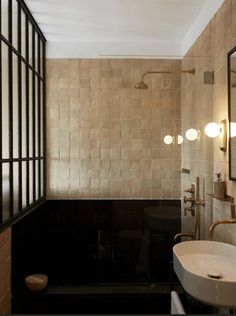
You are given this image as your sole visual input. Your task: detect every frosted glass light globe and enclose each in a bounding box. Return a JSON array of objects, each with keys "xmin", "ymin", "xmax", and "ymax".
[
  {"xmin": 177, "ymin": 135, "xmax": 184, "ymax": 145},
  {"xmin": 204, "ymin": 122, "xmax": 220, "ymax": 138},
  {"xmin": 185, "ymin": 129, "xmax": 199, "ymax": 141},
  {"xmin": 230, "ymin": 122, "xmax": 236, "ymax": 137},
  {"xmin": 164, "ymin": 135, "xmax": 173, "ymax": 145}
]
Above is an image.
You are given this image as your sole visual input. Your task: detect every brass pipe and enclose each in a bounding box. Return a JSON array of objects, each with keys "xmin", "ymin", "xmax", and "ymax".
[
  {"xmin": 141, "ymin": 68, "xmax": 195, "ymax": 83},
  {"xmin": 135, "ymin": 68, "xmax": 195, "ymax": 89},
  {"xmin": 209, "ymin": 218, "xmax": 236, "ymax": 239}
]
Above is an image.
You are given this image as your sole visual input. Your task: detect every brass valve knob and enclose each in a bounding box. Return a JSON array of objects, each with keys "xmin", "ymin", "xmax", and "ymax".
[
  {"xmin": 184, "ymin": 207, "xmax": 195, "ymax": 217},
  {"xmin": 184, "ymin": 188, "xmax": 195, "ymax": 193},
  {"xmin": 184, "ymin": 196, "xmax": 195, "ymax": 204}
]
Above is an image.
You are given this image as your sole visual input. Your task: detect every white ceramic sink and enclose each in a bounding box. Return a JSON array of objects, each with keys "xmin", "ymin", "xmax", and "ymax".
[{"xmin": 173, "ymin": 240, "xmax": 236, "ymax": 307}]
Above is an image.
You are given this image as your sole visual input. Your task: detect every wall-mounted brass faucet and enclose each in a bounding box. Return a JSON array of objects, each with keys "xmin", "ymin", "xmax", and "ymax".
[
  {"xmin": 209, "ymin": 205, "xmax": 236, "ymax": 239},
  {"xmin": 173, "ymin": 232, "xmax": 195, "ymax": 244},
  {"xmin": 182, "ymin": 177, "xmax": 206, "ymax": 241},
  {"xmin": 183, "ymin": 177, "xmax": 206, "ymax": 217},
  {"xmin": 184, "ymin": 184, "xmax": 195, "ymax": 216}
]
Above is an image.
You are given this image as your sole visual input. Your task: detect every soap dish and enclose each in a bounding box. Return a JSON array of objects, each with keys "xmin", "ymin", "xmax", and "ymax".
[{"xmin": 25, "ymin": 274, "xmax": 48, "ymax": 292}]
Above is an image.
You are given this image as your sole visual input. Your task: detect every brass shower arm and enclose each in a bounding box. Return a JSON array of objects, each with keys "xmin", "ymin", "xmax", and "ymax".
[
  {"xmin": 141, "ymin": 68, "xmax": 195, "ymax": 82},
  {"xmin": 135, "ymin": 68, "xmax": 195, "ymax": 89}
]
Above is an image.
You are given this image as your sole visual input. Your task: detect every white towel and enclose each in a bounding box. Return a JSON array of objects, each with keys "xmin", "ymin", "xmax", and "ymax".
[{"xmin": 171, "ymin": 291, "xmax": 186, "ymax": 314}]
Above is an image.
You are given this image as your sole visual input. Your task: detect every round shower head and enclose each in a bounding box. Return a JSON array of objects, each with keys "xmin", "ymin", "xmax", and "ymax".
[{"xmin": 134, "ymin": 81, "xmax": 149, "ymax": 89}]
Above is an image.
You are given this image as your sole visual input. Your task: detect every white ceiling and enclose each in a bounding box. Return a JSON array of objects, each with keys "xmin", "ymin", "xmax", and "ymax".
[{"xmin": 25, "ymin": 0, "xmax": 224, "ymax": 58}]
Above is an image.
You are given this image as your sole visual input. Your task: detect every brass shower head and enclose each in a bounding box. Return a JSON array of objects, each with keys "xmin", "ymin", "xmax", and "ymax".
[
  {"xmin": 135, "ymin": 81, "xmax": 149, "ymax": 89},
  {"xmin": 134, "ymin": 68, "xmax": 195, "ymax": 89}
]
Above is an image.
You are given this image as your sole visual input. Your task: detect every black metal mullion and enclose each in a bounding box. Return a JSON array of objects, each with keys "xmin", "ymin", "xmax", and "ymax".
[
  {"xmin": 18, "ymin": 1, "xmax": 22, "ymax": 212},
  {"xmin": 1, "ymin": 157, "xmax": 43, "ymax": 163},
  {"xmin": 1, "ymin": 34, "xmax": 45, "ymax": 81},
  {"xmin": 17, "ymin": 0, "xmax": 46, "ymax": 43},
  {"xmin": 8, "ymin": 0, "xmax": 14, "ymax": 217},
  {"xmin": 0, "ymin": 197, "xmax": 45, "ymax": 234},
  {"xmin": 0, "ymin": 0, "xmax": 3, "ymax": 224},
  {"xmin": 25, "ymin": 15, "xmax": 29, "ymax": 206},
  {"xmin": 32, "ymin": 26, "xmax": 35, "ymax": 201}
]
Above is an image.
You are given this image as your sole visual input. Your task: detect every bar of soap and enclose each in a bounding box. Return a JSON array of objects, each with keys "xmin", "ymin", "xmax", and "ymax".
[{"xmin": 25, "ymin": 274, "xmax": 48, "ymax": 292}]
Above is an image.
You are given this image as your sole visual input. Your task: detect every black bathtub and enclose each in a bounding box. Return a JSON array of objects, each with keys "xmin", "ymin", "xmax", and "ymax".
[{"xmin": 12, "ymin": 199, "xmax": 181, "ymax": 313}]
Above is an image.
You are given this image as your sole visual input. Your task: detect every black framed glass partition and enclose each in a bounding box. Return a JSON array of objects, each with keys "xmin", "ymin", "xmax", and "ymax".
[{"xmin": 0, "ymin": 0, "xmax": 46, "ymax": 228}]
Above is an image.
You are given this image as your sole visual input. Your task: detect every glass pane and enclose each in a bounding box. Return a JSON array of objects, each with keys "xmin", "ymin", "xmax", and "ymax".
[
  {"xmin": 22, "ymin": 63, "xmax": 26, "ymax": 157},
  {"xmin": 12, "ymin": 0, "xmax": 18, "ymax": 49},
  {"xmin": 2, "ymin": 163, "xmax": 10, "ymax": 222},
  {"xmin": 29, "ymin": 22, "xmax": 33, "ymax": 66},
  {"xmin": 2, "ymin": 43, "xmax": 9, "ymax": 159},
  {"xmin": 35, "ymin": 160, "xmax": 39, "ymax": 200},
  {"xmin": 21, "ymin": 10, "xmax": 26, "ymax": 59},
  {"xmin": 13, "ymin": 53, "xmax": 19, "ymax": 158},
  {"xmin": 35, "ymin": 77, "xmax": 39, "ymax": 156},
  {"xmin": 35, "ymin": 33, "xmax": 38, "ymax": 73},
  {"xmin": 1, "ymin": 0, "xmax": 8, "ymax": 39},
  {"xmin": 13, "ymin": 162, "xmax": 19, "ymax": 215},
  {"xmin": 40, "ymin": 40, "xmax": 44, "ymax": 77},
  {"xmin": 22, "ymin": 161, "xmax": 27, "ymax": 208},
  {"xmin": 29, "ymin": 70, "xmax": 33, "ymax": 157},
  {"xmin": 40, "ymin": 160, "xmax": 44, "ymax": 197},
  {"xmin": 29, "ymin": 161, "xmax": 33, "ymax": 203},
  {"xmin": 40, "ymin": 80, "xmax": 44, "ymax": 156}
]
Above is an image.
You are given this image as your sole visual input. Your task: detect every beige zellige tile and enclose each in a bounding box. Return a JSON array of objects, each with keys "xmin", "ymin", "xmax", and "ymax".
[{"xmin": 47, "ymin": 58, "xmax": 181, "ymax": 199}]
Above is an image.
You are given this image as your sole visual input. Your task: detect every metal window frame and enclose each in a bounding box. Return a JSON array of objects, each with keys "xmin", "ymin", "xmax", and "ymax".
[
  {"xmin": 0, "ymin": 0, "xmax": 2, "ymax": 224},
  {"xmin": 0, "ymin": 0, "xmax": 46, "ymax": 229}
]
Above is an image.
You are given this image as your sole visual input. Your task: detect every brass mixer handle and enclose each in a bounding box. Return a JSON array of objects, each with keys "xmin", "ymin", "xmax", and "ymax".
[
  {"xmin": 184, "ymin": 189, "xmax": 195, "ymax": 193},
  {"xmin": 184, "ymin": 196, "xmax": 195, "ymax": 203}
]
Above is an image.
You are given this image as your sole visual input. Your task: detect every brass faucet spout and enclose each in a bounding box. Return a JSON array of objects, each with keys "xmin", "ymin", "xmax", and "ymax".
[
  {"xmin": 173, "ymin": 232, "xmax": 194, "ymax": 244},
  {"xmin": 209, "ymin": 218, "xmax": 236, "ymax": 239}
]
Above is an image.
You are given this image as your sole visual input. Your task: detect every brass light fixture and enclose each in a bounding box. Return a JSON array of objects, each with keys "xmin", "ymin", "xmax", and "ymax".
[
  {"xmin": 219, "ymin": 119, "xmax": 227, "ymax": 152},
  {"xmin": 204, "ymin": 119, "xmax": 227, "ymax": 152},
  {"xmin": 134, "ymin": 68, "xmax": 195, "ymax": 89},
  {"xmin": 185, "ymin": 128, "xmax": 199, "ymax": 141}
]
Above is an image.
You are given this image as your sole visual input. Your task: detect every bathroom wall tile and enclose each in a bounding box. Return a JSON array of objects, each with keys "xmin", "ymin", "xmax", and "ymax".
[
  {"xmin": 181, "ymin": 0, "xmax": 236, "ymax": 244},
  {"xmin": 0, "ymin": 291, "xmax": 11, "ymax": 314},
  {"xmin": 47, "ymin": 58, "xmax": 181, "ymax": 199},
  {"xmin": 0, "ymin": 229, "xmax": 11, "ymax": 315},
  {"xmin": 141, "ymin": 188, "xmax": 152, "ymax": 198}
]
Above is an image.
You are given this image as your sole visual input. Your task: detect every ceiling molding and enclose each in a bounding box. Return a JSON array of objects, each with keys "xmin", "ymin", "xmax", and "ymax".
[
  {"xmin": 181, "ymin": 0, "xmax": 224, "ymax": 56},
  {"xmin": 46, "ymin": 40, "xmax": 182, "ymax": 59}
]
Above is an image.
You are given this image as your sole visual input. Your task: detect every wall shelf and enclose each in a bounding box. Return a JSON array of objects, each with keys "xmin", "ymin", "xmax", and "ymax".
[
  {"xmin": 207, "ymin": 193, "xmax": 234, "ymax": 203},
  {"xmin": 179, "ymin": 168, "xmax": 190, "ymax": 174}
]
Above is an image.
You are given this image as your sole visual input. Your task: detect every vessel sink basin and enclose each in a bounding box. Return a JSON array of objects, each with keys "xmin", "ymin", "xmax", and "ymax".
[{"xmin": 173, "ymin": 240, "xmax": 236, "ymax": 307}]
